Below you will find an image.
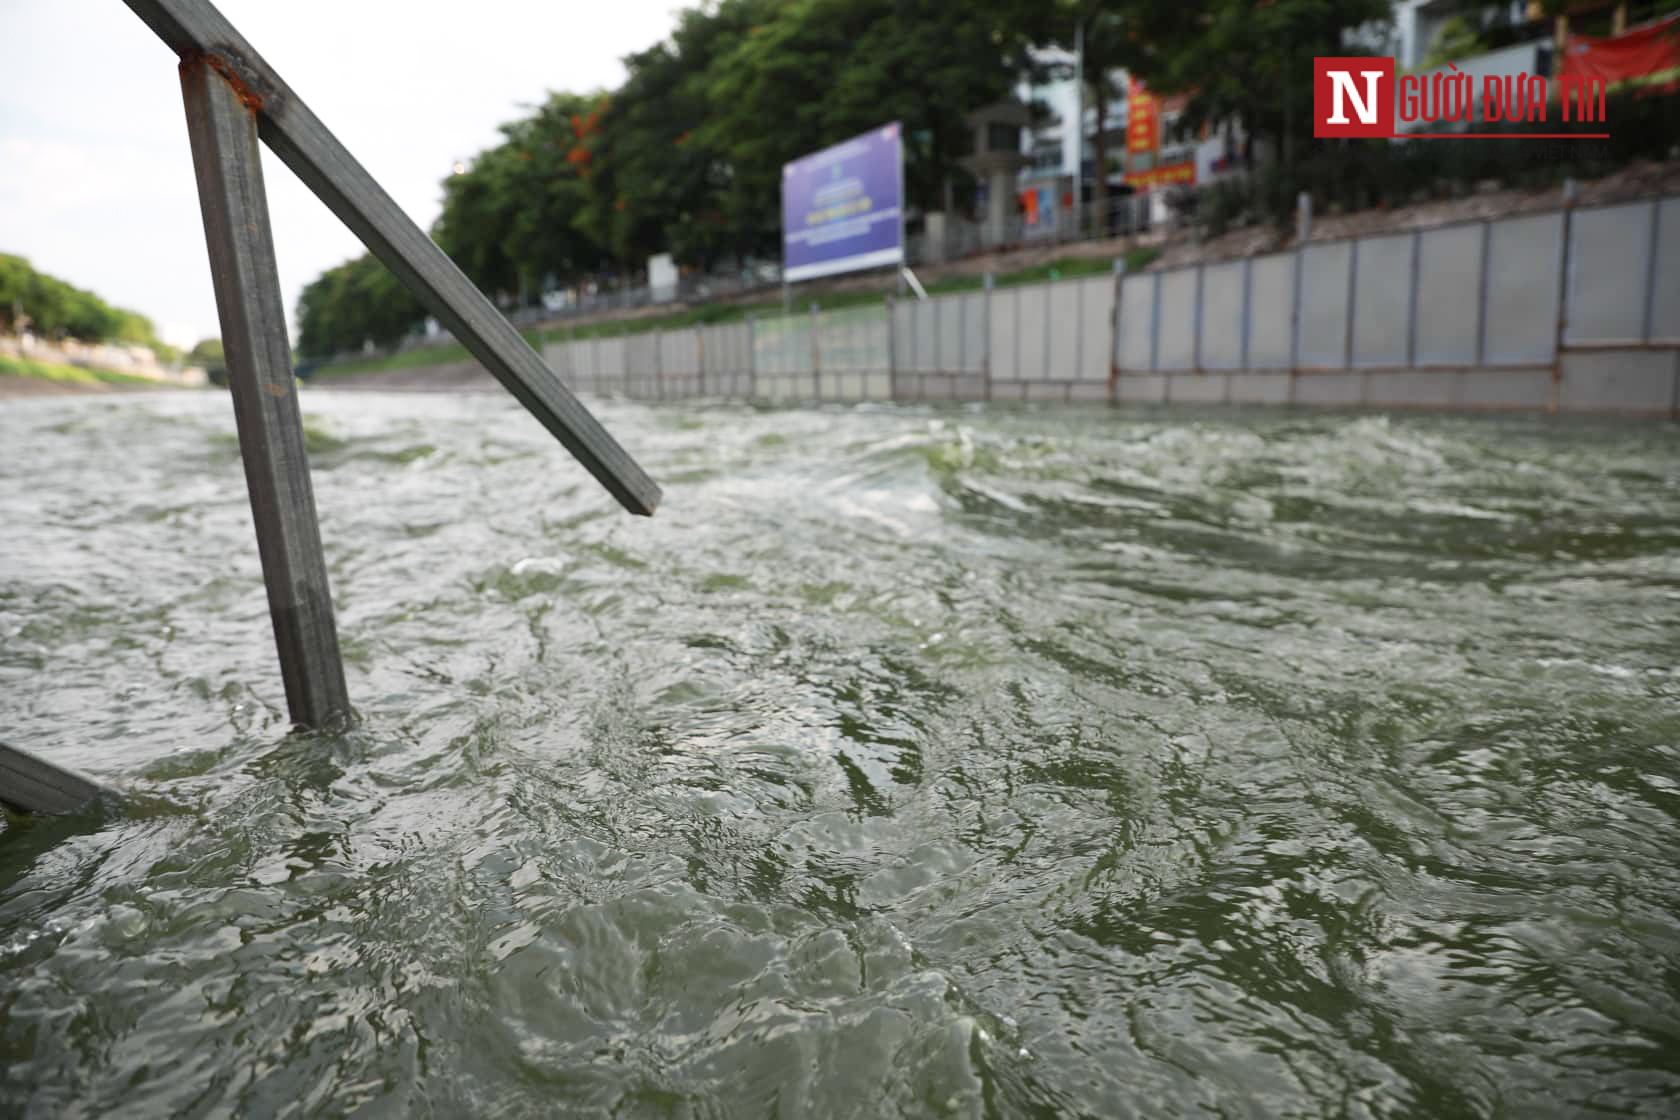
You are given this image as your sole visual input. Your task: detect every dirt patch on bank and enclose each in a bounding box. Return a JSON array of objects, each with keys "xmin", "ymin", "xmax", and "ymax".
[
  {"xmin": 306, "ymin": 360, "xmax": 500, "ymax": 393},
  {"xmin": 0, "ymin": 377, "xmax": 165, "ymax": 401},
  {"xmin": 1151, "ymin": 159, "xmax": 1680, "ymax": 269}
]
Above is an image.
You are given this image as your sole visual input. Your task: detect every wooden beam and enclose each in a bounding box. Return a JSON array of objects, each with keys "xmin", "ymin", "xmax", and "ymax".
[
  {"xmin": 0, "ymin": 743, "xmax": 111, "ymax": 816},
  {"xmin": 181, "ymin": 55, "xmax": 351, "ymax": 729},
  {"xmin": 121, "ymin": 0, "xmax": 661, "ymax": 517}
]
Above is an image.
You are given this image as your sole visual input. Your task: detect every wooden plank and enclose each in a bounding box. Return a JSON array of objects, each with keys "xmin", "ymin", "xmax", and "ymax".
[
  {"xmin": 0, "ymin": 743, "xmax": 111, "ymax": 816},
  {"xmin": 181, "ymin": 55, "xmax": 351, "ymax": 729},
  {"xmin": 121, "ymin": 0, "xmax": 660, "ymax": 517}
]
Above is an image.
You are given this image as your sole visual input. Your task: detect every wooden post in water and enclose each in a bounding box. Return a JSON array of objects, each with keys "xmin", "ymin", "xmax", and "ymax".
[{"xmin": 179, "ymin": 54, "xmax": 351, "ymax": 729}]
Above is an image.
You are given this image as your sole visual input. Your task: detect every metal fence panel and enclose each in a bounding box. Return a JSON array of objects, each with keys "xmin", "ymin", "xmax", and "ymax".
[
  {"xmin": 1246, "ymin": 253, "xmax": 1294, "ymax": 369},
  {"xmin": 1199, "ymin": 261, "xmax": 1244, "ymax": 370},
  {"xmin": 1157, "ymin": 269, "xmax": 1197, "ymax": 371},
  {"xmin": 599, "ymin": 336, "xmax": 627, "ymax": 387},
  {"xmin": 478, "ymin": 199, "xmax": 1676, "ymax": 408},
  {"xmin": 990, "ymin": 288, "xmax": 1018, "ymax": 380},
  {"xmin": 960, "ymin": 292, "xmax": 987, "ymax": 373},
  {"xmin": 755, "ymin": 313, "xmax": 812, "ymax": 376},
  {"xmin": 1415, "ymin": 224, "xmax": 1482, "ymax": 365},
  {"xmin": 557, "ymin": 339, "xmax": 581, "ymax": 386},
  {"xmin": 935, "ymin": 294, "xmax": 963, "ymax": 371},
  {"xmin": 1567, "ymin": 201, "xmax": 1654, "ymax": 344},
  {"xmin": 661, "ymin": 328, "xmax": 700, "ymax": 376},
  {"xmin": 1485, "ymin": 212, "xmax": 1562, "ymax": 364},
  {"xmin": 1015, "ymin": 282, "xmax": 1051, "ymax": 379},
  {"xmin": 903, "ymin": 299, "xmax": 927, "ymax": 372},
  {"xmin": 540, "ymin": 340, "xmax": 569, "ymax": 384},
  {"xmin": 1076, "ymin": 276, "xmax": 1113, "ymax": 381},
  {"xmin": 1047, "ymin": 279, "xmax": 1081, "ymax": 377},
  {"xmin": 1117, "ymin": 272, "xmax": 1155, "ymax": 371},
  {"xmin": 627, "ymin": 332, "xmax": 658, "ymax": 396},
  {"xmin": 891, "ymin": 300, "xmax": 913, "ymax": 371},
  {"xmin": 1655, "ymin": 198, "xmax": 1680, "ymax": 343},
  {"xmin": 1352, "ymin": 233, "xmax": 1412, "ymax": 367},
  {"xmin": 1298, "ymin": 241, "xmax": 1352, "ymax": 368},
  {"xmin": 818, "ymin": 305, "xmax": 888, "ymax": 373},
  {"xmin": 700, "ymin": 323, "xmax": 742, "ymax": 387},
  {"xmin": 914, "ymin": 299, "xmax": 941, "ymax": 372},
  {"xmin": 581, "ymin": 338, "xmax": 601, "ymax": 387}
]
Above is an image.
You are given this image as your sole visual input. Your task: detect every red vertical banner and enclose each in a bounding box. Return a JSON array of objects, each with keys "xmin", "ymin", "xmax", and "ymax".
[{"xmin": 1126, "ymin": 78, "xmax": 1158, "ymax": 156}]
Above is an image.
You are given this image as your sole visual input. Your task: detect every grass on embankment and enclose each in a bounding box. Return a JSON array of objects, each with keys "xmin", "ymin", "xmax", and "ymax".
[
  {"xmin": 0, "ymin": 353, "xmax": 162, "ymax": 386},
  {"xmin": 303, "ymin": 245, "xmax": 1162, "ymax": 380}
]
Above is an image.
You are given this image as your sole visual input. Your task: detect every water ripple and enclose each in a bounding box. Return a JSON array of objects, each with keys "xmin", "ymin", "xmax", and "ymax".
[{"xmin": 3, "ymin": 393, "xmax": 1678, "ymax": 1116}]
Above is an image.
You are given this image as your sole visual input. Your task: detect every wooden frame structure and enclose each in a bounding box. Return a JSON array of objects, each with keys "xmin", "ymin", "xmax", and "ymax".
[{"xmin": 1, "ymin": 0, "xmax": 660, "ymax": 814}]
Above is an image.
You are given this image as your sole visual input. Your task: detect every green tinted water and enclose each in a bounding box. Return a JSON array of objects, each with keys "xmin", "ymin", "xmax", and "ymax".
[{"xmin": 2, "ymin": 393, "xmax": 1678, "ymax": 1117}]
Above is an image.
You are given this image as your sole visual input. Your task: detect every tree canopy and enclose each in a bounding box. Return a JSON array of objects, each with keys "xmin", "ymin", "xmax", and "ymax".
[
  {"xmin": 0, "ymin": 253, "xmax": 173, "ymax": 359},
  {"xmin": 293, "ymin": 0, "xmax": 1395, "ymax": 359}
]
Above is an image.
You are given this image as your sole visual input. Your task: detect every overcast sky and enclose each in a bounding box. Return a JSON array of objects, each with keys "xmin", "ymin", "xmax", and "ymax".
[{"xmin": 0, "ymin": 0, "xmax": 681, "ymax": 349}]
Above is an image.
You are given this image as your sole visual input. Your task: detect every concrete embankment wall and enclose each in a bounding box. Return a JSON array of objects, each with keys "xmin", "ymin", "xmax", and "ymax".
[{"xmin": 525, "ymin": 196, "xmax": 1675, "ymax": 416}]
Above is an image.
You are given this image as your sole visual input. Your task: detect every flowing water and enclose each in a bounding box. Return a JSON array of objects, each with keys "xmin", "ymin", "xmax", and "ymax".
[{"xmin": 2, "ymin": 391, "xmax": 1678, "ymax": 1118}]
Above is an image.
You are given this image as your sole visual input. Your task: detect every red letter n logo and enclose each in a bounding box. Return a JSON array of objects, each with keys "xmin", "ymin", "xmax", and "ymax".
[{"xmin": 1313, "ymin": 57, "xmax": 1395, "ymax": 138}]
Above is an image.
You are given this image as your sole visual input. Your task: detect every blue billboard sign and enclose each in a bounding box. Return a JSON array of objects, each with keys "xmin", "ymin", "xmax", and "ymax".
[{"xmin": 781, "ymin": 123, "xmax": 904, "ymax": 283}]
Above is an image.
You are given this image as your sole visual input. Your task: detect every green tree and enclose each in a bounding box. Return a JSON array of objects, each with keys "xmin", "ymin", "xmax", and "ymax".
[
  {"xmin": 1125, "ymin": 0, "xmax": 1392, "ymax": 170},
  {"xmin": 0, "ymin": 253, "xmax": 172, "ymax": 357},
  {"xmin": 189, "ymin": 337, "xmax": 227, "ymax": 386},
  {"xmin": 295, "ymin": 254, "xmax": 424, "ymax": 359},
  {"xmin": 582, "ymin": 2, "xmax": 766, "ymax": 272},
  {"xmin": 691, "ymin": 0, "xmax": 1051, "ymax": 256},
  {"xmin": 435, "ymin": 92, "xmax": 610, "ymax": 302}
]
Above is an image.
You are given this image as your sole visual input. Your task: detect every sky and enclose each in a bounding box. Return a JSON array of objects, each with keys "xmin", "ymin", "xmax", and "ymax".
[{"xmin": 0, "ymin": 0, "xmax": 682, "ymax": 349}]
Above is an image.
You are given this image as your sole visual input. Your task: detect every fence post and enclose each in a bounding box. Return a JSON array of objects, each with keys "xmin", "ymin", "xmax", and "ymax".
[
  {"xmin": 885, "ymin": 295, "xmax": 898, "ymax": 401},
  {"xmin": 1641, "ymin": 198, "xmax": 1661, "ymax": 343},
  {"xmin": 1289, "ymin": 244, "xmax": 1304, "ymax": 402},
  {"xmin": 179, "ymin": 54, "xmax": 349, "ymax": 729},
  {"xmin": 983, "ymin": 272, "xmax": 994, "ymax": 402},
  {"xmin": 653, "ymin": 327, "xmax": 663, "ymax": 401},
  {"xmin": 1192, "ymin": 264, "xmax": 1205, "ymax": 374},
  {"xmin": 1551, "ymin": 202, "xmax": 1575, "ymax": 414},
  {"xmin": 748, "ymin": 312, "xmax": 759, "ymax": 401},
  {"xmin": 1109, "ymin": 258, "xmax": 1124, "ymax": 402},
  {"xmin": 1406, "ymin": 230, "xmax": 1421, "ymax": 369},
  {"xmin": 933, "ymin": 292, "xmax": 942, "ymax": 373},
  {"xmin": 959, "ymin": 285, "xmax": 967, "ymax": 377},
  {"xmin": 810, "ymin": 301, "xmax": 822, "ymax": 401},
  {"xmin": 1149, "ymin": 271, "xmax": 1162, "ymax": 374},
  {"xmin": 1043, "ymin": 280, "xmax": 1053, "ymax": 382},
  {"xmin": 1240, "ymin": 256, "xmax": 1253, "ymax": 372},
  {"xmin": 1475, "ymin": 220, "xmax": 1492, "ymax": 368},
  {"xmin": 1344, "ymin": 238, "xmax": 1358, "ymax": 370}
]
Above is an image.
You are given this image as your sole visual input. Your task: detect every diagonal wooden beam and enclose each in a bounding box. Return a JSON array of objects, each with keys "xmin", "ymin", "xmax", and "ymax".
[{"xmin": 122, "ymin": 0, "xmax": 661, "ymax": 517}]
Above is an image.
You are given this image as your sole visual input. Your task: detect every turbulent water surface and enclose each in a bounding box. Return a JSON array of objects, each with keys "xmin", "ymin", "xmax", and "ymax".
[{"xmin": 2, "ymin": 391, "xmax": 1678, "ymax": 1118}]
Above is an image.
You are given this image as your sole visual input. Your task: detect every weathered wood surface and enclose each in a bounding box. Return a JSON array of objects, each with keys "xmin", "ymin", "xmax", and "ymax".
[
  {"xmin": 181, "ymin": 55, "xmax": 352, "ymax": 729},
  {"xmin": 0, "ymin": 743, "xmax": 111, "ymax": 816},
  {"xmin": 122, "ymin": 0, "xmax": 661, "ymax": 517}
]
